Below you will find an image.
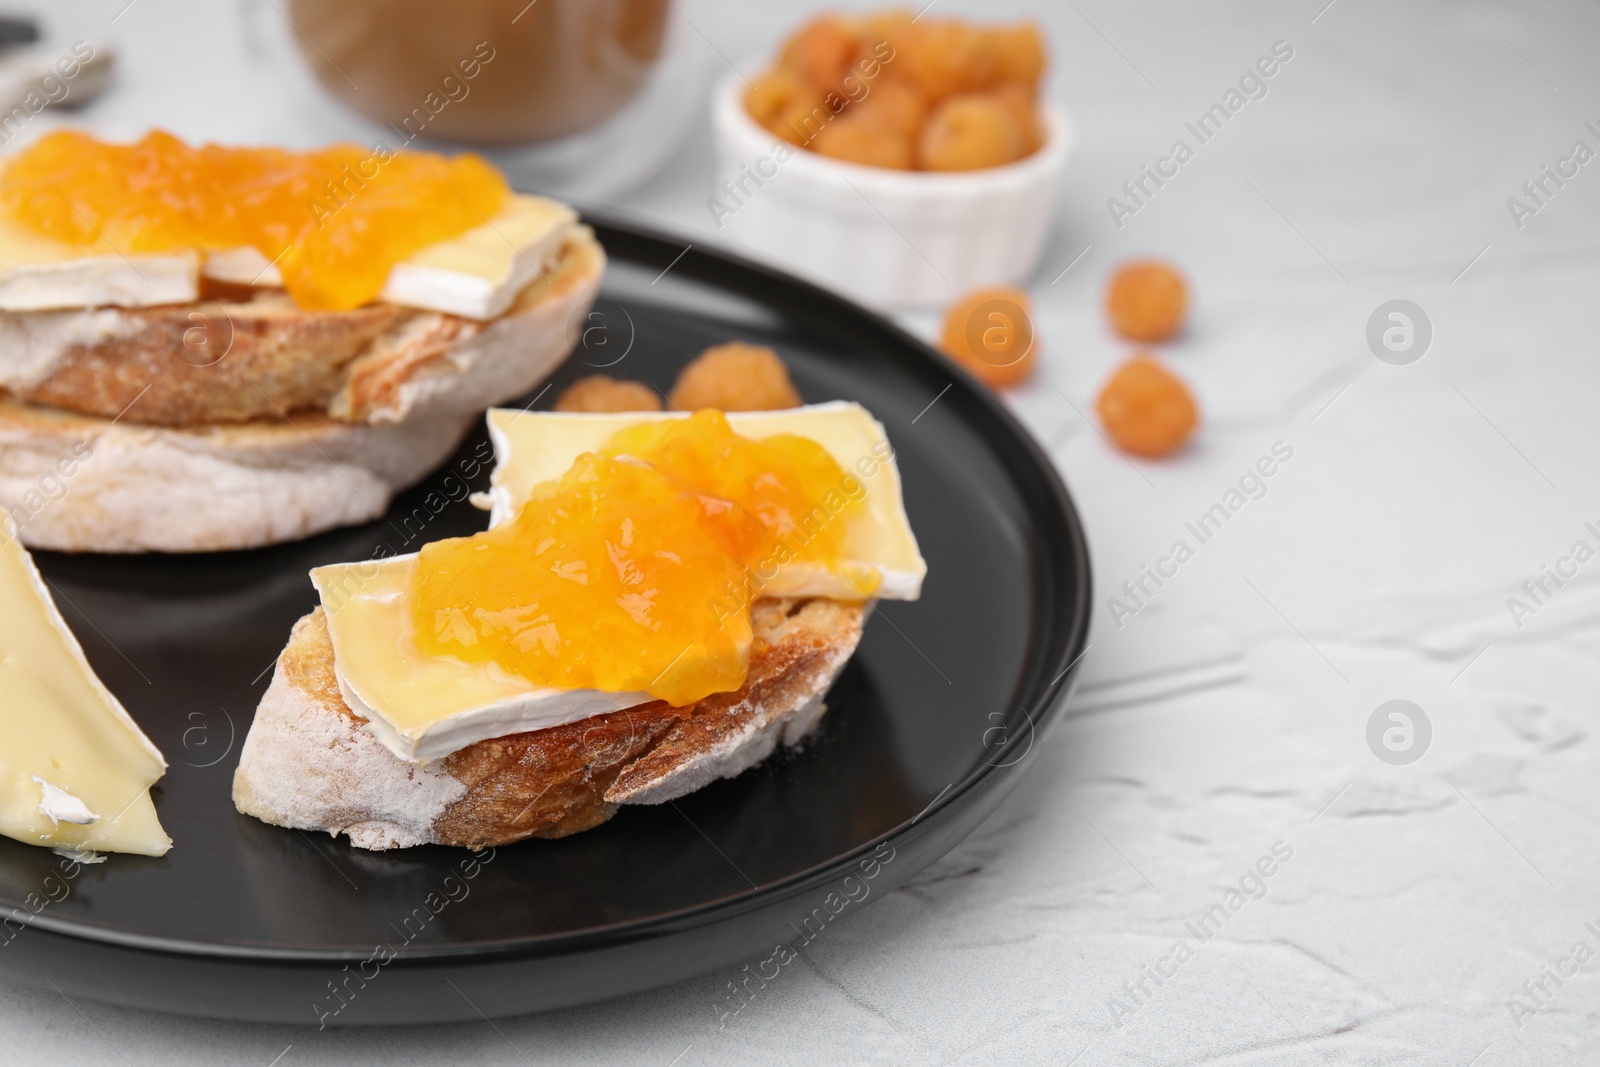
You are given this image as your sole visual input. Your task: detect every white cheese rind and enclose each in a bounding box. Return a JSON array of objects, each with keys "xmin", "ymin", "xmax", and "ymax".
[
  {"xmin": 0, "ymin": 250, "xmax": 199, "ymax": 311},
  {"xmin": 377, "ymin": 196, "xmax": 575, "ymax": 320},
  {"xmin": 0, "ymin": 518, "xmax": 171, "ymax": 856},
  {"xmin": 0, "ymin": 199, "xmax": 202, "ymax": 310},
  {"xmin": 337, "ymin": 666, "xmax": 647, "ymax": 765},
  {"xmin": 199, "ymin": 246, "xmax": 276, "ymax": 287}
]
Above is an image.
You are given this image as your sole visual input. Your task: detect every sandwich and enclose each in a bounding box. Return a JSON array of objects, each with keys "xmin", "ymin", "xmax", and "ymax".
[
  {"xmin": 0, "ymin": 129, "xmax": 601, "ymax": 553},
  {"xmin": 233, "ymin": 390, "xmax": 928, "ymax": 850},
  {"xmin": 0, "ymin": 514, "xmax": 171, "ymax": 857}
]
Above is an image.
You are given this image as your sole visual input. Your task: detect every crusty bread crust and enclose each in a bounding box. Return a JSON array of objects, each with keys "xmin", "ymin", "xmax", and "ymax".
[
  {"xmin": 0, "ymin": 227, "xmax": 601, "ymax": 428},
  {"xmin": 0, "ymin": 401, "xmax": 474, "ymax": 553},
  {"xmin": 0, "ymin": 233, "xmax": 603, "ymax": 553},
  {"xmin": 233, "ymin": 598, "xmax": 866, "ymax": 850}
]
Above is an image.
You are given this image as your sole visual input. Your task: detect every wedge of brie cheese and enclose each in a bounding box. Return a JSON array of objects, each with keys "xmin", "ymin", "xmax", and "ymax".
[
  {"xmin": 484, "ymin": 401, "xmax": 927, "ymax": 600},
  {"xmin": 203, "ymin": 194, "xmax": 577, "ymax": 321},
  {"xmin": 315, "ymin": 402, "xmax": 925, "ymax": 764},
  {"xmin": 0, "ymin": 519, "xmax": 171, "ymax": 856}
]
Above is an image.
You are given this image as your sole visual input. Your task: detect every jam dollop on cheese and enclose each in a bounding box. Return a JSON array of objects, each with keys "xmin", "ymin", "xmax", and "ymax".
[
  {"xmin": 0, "ymin": 129, "xmax": 508, "ymax": 311},
  {"xmin": 411, "ymin": 410, "xmax": 868, "ymax": 706}
]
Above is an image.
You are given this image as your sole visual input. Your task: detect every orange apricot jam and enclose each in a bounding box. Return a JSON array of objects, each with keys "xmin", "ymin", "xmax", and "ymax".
[
  {"xmin": 411, "ymin": 411, "xmax": 865, "ymax": 706},
  {"xmin": 0, "ymin": 129, "xmax": 508, "ymax": 311}
]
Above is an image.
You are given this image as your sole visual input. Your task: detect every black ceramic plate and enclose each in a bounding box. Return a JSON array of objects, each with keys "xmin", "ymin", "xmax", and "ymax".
[{"xmin": 0, "ymin": 218, "xmax": 1090, "ymax": 1025}]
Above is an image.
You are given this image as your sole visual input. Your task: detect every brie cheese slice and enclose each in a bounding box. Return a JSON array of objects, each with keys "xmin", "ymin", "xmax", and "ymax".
[
  {"xmin": 0, "ymin": 211, "xmax": 199, "ymax": 312},
  {"xmin": 0, "ymin": 188, "xmax": 574, "ymax": 319},
  {"xmin": 318, "ymin": 402, "xmax": 925, "ymax": 764},
  {"xmin": 312, "ymin": 557, "xmax": 647, "ymax": 763},
  {"xmin": 202, "ymin": 194, "xmax": 577, "ymax": 321},
  {"xmin": 0, "ymin": 519, "xmax": 171, "ymax": 856},
  {"xmin": 484, "ymin": 401, "xmax": 927, "ymax": 600}
]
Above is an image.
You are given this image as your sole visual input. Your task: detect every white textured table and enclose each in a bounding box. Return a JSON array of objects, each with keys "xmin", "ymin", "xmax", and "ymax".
[{"xmin": 5, "ymin": 1, "xmax": 1599, "ymax": 1063}]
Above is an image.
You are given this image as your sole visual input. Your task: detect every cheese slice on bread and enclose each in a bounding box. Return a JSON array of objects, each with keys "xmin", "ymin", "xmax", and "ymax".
[
  {"xmin": 0, "ymin": 223, "xmax": 600, "ymax": 429},
  {"xmin": 0, "ymin": 209, "xmax": 198, "ymax": 311},
  {"xmin": 0, "ymin": 191, "xmax": 574, "ymax": 321},
  {"xmin": 201, "ymin": 195, "xmax": 576, "ymax": 322},
  {"xmin": 299, "ymin": 403, "xmax": 924, "ymax": 763},
  {"xmin": 483, "ymin": 402, "xmax": 927, "ymax": 600}
]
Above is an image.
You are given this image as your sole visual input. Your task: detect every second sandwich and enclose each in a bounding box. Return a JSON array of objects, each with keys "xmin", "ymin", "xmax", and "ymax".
[
  {"xmin": 0, "ymin": 130, "xmax": 600, "ymax": 553},
  {"xmin": 233, "ymin": 399, "xmax": 927, "ymax": 850}
]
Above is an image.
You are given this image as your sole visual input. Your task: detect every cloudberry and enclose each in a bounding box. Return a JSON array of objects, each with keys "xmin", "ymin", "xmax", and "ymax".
[
  {"xmin": 1095, "ymin": 355, "xmax": 1198, "ymax": 458},
  {"xmin": 1106, "ymin": 260, "xmax": 1188, "ymax": 343},
  {"xmin": 939, "ymin": 286, "xmax": 1038, "ymax": 388}
]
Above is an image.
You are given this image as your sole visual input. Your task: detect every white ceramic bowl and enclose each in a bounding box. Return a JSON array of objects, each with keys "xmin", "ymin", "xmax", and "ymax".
[{"xmin": 710, "ymin": 69, "xmax": 1072, "ymax": 309}]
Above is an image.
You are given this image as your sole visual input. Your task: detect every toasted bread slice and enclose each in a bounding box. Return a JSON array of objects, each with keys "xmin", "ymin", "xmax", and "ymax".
[
  {"xmin": 0, "ymin": 233, "xmax": 602, "ymax": 553},
  {"xmin": 232, "ymin": 598, "xmax": 866, "ymax": 850},
  {"xmin": 0, "ymin": 227, "xmax": 600, "ymax": 428}
]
